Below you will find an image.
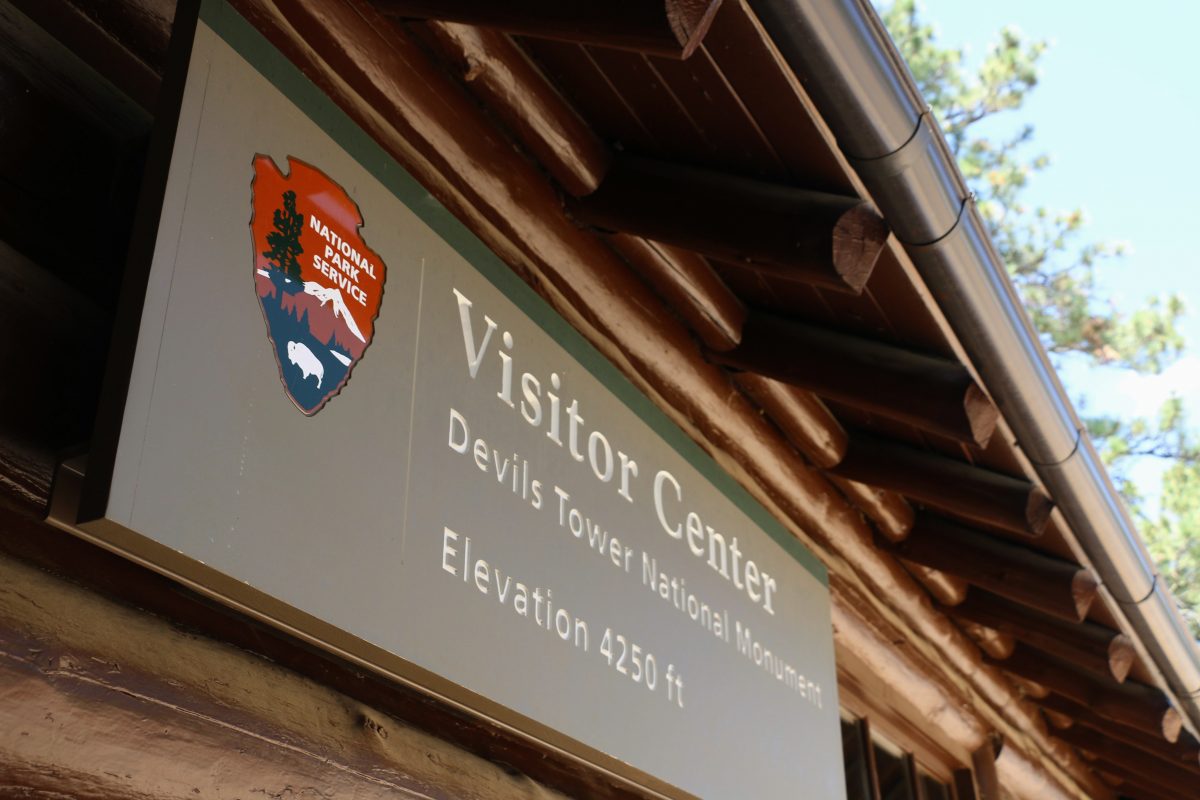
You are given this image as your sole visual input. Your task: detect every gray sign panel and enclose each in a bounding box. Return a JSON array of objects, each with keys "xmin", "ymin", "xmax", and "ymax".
[{"xmin": 70, "ymin": 2, "xmax": 844, "ymax": 797}]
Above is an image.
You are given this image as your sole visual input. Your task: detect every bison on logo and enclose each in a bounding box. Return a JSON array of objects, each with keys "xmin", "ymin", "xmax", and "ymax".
[{"xmin": 250, "ymin": 155, "xmax": 386, "ymax": 414}]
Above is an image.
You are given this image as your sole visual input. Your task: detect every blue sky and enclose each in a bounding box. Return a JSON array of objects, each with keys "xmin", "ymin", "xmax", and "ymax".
[{"xmin": 903, "ymin": 1, "xmax": 1200, "ymax": 507}]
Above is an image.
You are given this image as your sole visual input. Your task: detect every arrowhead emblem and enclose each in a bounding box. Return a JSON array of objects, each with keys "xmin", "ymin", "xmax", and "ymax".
[{"xmin": 250, "ymin": 155, "xmax": 387, "ymax": 415}]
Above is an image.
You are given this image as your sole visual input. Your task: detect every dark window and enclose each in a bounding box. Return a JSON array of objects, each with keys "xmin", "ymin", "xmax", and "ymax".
[
  {"xmin": 872, "ymin": 738, "xmax": 916, "ymax": 800},
  {"xmin": 841, "ymin": 717, "xmax": 874, "ymax": 800},
  {"xmin": 917, "ymin": 771, "xmax": 953, "ymax": 800},
  {"xmin": 841, "ymin": 713, "xmax": 960, "ymax": 800}
]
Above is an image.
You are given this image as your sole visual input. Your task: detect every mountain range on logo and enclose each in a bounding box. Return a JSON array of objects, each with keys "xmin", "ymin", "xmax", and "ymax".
[{"xmin": 256, "ymin": 271, "xmax": 367, "ymax": 359}]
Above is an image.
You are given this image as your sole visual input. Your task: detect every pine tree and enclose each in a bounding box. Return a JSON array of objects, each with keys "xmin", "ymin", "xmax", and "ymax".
[
  {"xmin": 263, "ymin": 189, "xmax": 304, "ymax": 281},
  {"xmin": 882, "ymin": 0, "xmax": 1197, "ymax": 637}
]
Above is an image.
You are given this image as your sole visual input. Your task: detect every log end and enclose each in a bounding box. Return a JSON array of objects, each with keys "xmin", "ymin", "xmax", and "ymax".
[
  {"xmin": 966, "ymin": 621, "xmax": 1015, "ymax": 659},
  {"xmin": 908, "ymin": 563, "xmax": 968, "ymax": 604},
  {"xmin": 1071, "ymin": 569, "xmax": 1100, "ymax": 622},
  {"xmin": 1024, "ymin": 488, "xmax": 1055, "ymax": 537},
  {"xmin": 610, "ymin": 235, "xmax": 745, "ymax": 352},
  {"xmin": 831, "ymin": 203, "xmax": 889, "ymax": 294},
  {"xmin": 737, "ymin": 376, "xmax": 848, "ymax": 468},
  {"xmin": 962, "ymin": 383, "xmax": 999, "ymax": 448},
  {"xmin": 1041, "ymin": 707, "xmax": 1073, "ymax": 730},
  {"xmin": 667, "ymin": 0, "xmax": 725, "ymax": 59},
  {"xmin": 1106, "ymin": 634, "xmax": 1136, "ymax": 684},
  {"xmin": 841, "ymin": 478, "xmax": 915, "ymax": 542},
  {"xmin": 1163, "ymin": 706, "xmax": 1183, "ymax": 743}
]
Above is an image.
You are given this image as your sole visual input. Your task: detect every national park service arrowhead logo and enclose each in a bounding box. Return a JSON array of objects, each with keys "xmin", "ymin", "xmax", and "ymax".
[{"xmin": 250, "ymin": 155, "xmax": 386, "ymax": 414}]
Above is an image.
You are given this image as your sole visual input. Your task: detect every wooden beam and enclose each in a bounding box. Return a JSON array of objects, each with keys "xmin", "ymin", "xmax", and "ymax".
[
  {"xmin": 1087, "ymin": 762, "xmax": 1193, "ymax": 800},
  {"xmin": 952, "ymin": 768, "xmax": 978, "ymax": 800},
  {"xmin": 986, "ymin": 644, "xmax": 1182, "ymax": 743},
  {"xmin": 377, "ymin": 0, "xmax": 725, "ymax": 60},
  {"xmin": 879, "ymin": 514, "xmax": 1098, "ymax": 623},
  {"xmin": 609, "ymin": 233, "xmax": 745, "ymax": 352},
  {"xmin": 707, "ymin": 314, "xmax": 998, "ymax": 447},
  {"xmin": 0, "ymin": 554, "xmax": 593, "ymax": 800},
  {"xmin": 945, "ymin": 590, "xmax": 1135, "ymax": 683},
  {"xmin": 566, "ymin": 157, "xmax": 888, "ymax": 293},
  {"xmin": 729, "ymin": 375, "xmax": 915, "ymax": 539},
  {"xmin": 423, "ymin": 22, "xmax": 610, "ymax": 196},
  {"xmin": 1051, "ymin": 723, "xmax": 1200, "ymax": 798},
  {"xmin": 969, "ymin": 736, "xmax": 1003, "ymax": 800},
  {"xmin": 1037, "ymin": 692, "xmax": 1200, "ymax": 771},
  {"xmin": 829, "ymin": 476, "xmax": 916, "ymax": 543},
  {"xmin": 829, "ymin": 433, "xmax": 1052, "ymax": 537},
  {"xmin": 958, "ymin": 620, "xmax": 1015, "ymax": 660},
  {"xmin": 905, "ymin": 564, "xmax": 969, "ymax": 605},
  {"xmin": 734, "ymin": 375, "xmax": 846, "ymax": 468}
]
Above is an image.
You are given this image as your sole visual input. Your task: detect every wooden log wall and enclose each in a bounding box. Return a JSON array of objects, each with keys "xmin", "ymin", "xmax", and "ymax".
[{"xmin": 0, "ymin": 0, "xmax": 1190, "ymax": 797}]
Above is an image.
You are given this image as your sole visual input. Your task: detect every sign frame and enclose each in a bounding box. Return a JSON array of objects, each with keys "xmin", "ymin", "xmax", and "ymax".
[{"xmin": 54, "ymin": 2, "xmax": 837, "ymax": 797}]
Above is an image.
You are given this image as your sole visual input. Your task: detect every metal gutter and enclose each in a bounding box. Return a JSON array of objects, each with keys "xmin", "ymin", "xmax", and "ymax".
[{"xmin": 749, "ymin": 0, "xmax": 1200, "ymax": 729}]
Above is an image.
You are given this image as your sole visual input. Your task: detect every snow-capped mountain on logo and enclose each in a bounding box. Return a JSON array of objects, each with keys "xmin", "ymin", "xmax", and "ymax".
[{"xmin": 250, "ymin": 155, "xmax": 387, "ymax": 414}]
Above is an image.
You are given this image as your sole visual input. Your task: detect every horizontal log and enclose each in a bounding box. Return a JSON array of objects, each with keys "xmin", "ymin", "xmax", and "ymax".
[
  {"xmin": 905, "ymin": 563, "xmax": 969, "ymax": 605},
  {"xmin": 707, "ymin": 314, "xmax": 998, "ymax": 446},
  {"xmin": 730, "ymin": 376, "xmax": 914, "ymax": 539},
  {"xmin": 829, "ymin": 433, "xmax": 1052, "ymax": 537},
  {"xmin": 0, "ymin": 550, "xmax": 585, "ymax": 800},
  {"xmin": 1037, "ymin": 692, "xmax": 1200, "ymax": 771},
  {"xmin": 566, "ymin": 157, "xmax": 887, "ymax": 293},
  {"xmin": 1088, "ymin": 762, "xmax": 1192, "ymax": 800},
  {"xmin": 609, "ymin": 233, "xmax": 745, "ymax": 352},
  {"xmin": 946, "ymin": 590, "xmax": 1135, "ymax": 682},
  {"xmin": 959, "ymin": 619, "xmax": 1015, "ymax": 660},
  {"xmin": 986, "ymin": 644, "xmax": 1181, "ymax": 742},
  {"xmin": 376, "ymin": 0, "xmax": 724, "ymax": 59},
  {"xmin": 734, "ymin": 375, "xmax": 846, "ymax": 468},
  {"xmin": 971, "ymin": 737, "xmax": 1003, "ymax": 800},
  {"xmin": 425, "ymin": 22, "xmax": 610, "ymax": 196},
  {"xmin": 828, "ymin": 475, "xmax": 915, "ymax": 543},
  {"xmin": 1051, "ymin": 723, "xmax": 1200, "ymax": 797},
  {"xmin": 879, "ymin": 515, "xmax": 1098, "ymax": 623},
  {"xmin": 1010, "ymin": 675, "xmax": 1049, "ymax": 699}
]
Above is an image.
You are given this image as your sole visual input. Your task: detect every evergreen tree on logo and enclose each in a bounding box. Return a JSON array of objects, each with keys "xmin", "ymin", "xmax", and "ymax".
[{"xmin": 263, "ymin": 189, "xmax": 304, "ymax": 282}]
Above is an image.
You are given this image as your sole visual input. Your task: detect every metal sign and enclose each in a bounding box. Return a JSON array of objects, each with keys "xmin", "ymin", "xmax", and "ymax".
[{"xmin": 60, "ymin": 2, "xmax": 844, "ymax": 796}]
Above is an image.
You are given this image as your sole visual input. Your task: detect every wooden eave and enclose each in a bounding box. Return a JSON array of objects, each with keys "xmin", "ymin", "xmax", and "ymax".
[{"xmin": 0, "ymin": 1, "xmax": 1194, "ymax": 799}]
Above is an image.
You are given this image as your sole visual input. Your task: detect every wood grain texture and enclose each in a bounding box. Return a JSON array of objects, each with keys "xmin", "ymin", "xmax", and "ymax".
[
  {"xmin": 830, "ymin": 433, "xmax": 1052, "ymax": 538},
  {"xmin": 988, "ymin": 645, "xmax": 1181, "ymax": 743},
  {"xmin": 376, "ymin": 0, "xmax": 724, "ymax": 59},
  {"xmin": 1038, "ymin": 692, "xmax": 1200, "ymax": 771},
  {"xmin": 608, "ymin": 232, "xmax": 746, "ymax": 352},
  {"xmin": 707, "ymin": 313, "xmax": 998, "ymax": 446},
  {"xmin": 0, "ymin": 554, "xmax": 574, "ymax": 800},
  {"xmin": 423, "ymin": 21, "xmax": 611, "ymax": 197},
  {"xmin": 1050, "ymin": 724, "xmax": 1198, "ymax": 799},
  {"xmin": 880, "ymin": 514, "xmax": 1097, "ymax": 623},
  {"xmin": 946, "ymin": 590, "xmax": 1135, "ymax": 683},
  {"xmin": 567, "ymin": 157, "xmax": 886, "ymax": 293}
]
